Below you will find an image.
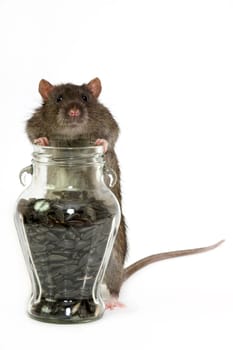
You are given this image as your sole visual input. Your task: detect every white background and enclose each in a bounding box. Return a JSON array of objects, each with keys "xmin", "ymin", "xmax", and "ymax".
[{"xmin": 0, "ymin": 0, "xmax": 232, "ymax": 349}]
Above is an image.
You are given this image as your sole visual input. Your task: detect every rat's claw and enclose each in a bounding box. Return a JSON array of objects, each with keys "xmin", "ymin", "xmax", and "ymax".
[
  {"xmin": 34, "ymin": 137, "xmax": 49, "ymax": 146},
  {"xmin": 95, "ymin": 138, "xmax": 108, "ymax": 153}
]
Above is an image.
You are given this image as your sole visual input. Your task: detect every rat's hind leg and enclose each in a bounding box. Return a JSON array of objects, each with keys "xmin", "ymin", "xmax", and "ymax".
[
  {"xmin": 103, "ymin": 254, "xmax": 125, "ymax": 310},
  {"xmin": 103, "ymin": 221, "xmax": 127, "ymax": 309}
]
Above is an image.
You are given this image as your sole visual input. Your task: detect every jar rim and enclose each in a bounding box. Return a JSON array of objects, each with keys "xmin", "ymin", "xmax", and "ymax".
[
  {"xmin": 32, "ymin": 144, "xmax": 105, "ymax": 165},
  {"xmin": 33, "ymin": 144, "xmax": 104, "ymax": 152}
]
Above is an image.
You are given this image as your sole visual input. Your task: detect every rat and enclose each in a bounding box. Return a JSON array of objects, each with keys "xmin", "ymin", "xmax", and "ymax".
[{"xmin": 26, "ymin": 77, "xmax": 224, "ymax": 309}]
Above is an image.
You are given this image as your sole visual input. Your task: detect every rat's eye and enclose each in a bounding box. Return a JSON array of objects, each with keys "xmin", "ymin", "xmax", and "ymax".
[
  {"xmin": 56, "ymin": 95, "xmax": 63, "ymax": 103},
  {"xmin": 81, "ymin": 94, "xmax": 88, "ymax": 102}
]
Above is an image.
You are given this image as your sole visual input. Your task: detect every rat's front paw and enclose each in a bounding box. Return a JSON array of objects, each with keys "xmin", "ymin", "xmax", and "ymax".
[
  {"xmin": 34, "ymin": 137, "xmax": 49, "ymax": 146},
  {"xmin": 95, "ymin": 138, "xmax": 108, "ymax": 153}
]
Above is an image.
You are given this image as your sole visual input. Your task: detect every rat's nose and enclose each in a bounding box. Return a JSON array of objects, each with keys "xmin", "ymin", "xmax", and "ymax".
[{"xmin": 68, "ymin": 108, "xmax": 80, "ymax": 118}]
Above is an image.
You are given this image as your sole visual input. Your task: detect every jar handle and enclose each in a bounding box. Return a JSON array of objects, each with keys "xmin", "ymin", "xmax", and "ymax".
[
  {"xmin": 104, "ymin": 165, "xmax": 117, "ymax": 188},
  {"xmin": 19, "ymin": 165, "xmax": 33, "ymax": 186}
]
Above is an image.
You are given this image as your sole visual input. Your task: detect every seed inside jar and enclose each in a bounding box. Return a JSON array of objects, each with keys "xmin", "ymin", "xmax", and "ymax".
[{"xmin": 17, "ymin": 191, "xmax": 113, "ymax": 320}]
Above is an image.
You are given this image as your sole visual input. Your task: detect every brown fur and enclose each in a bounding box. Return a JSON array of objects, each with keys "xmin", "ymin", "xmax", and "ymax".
[
  {"xmin": 26, "ymin": 78, "xmax": 127, "ymax": 297},
  {"xmin": 26, "ymin": 78, "xmax": 224, "ymax": 299}
]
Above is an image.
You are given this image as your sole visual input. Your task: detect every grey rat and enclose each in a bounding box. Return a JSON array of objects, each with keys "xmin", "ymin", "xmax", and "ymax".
[{"xmin": 26, "ymin": 77, "xmax": 224, "ymax": 308}]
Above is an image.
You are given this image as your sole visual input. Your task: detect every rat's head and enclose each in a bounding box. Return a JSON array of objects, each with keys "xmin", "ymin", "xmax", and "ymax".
[{"xmin": 39, "ymin": 78, "xmax": 102, "ymax": 138}]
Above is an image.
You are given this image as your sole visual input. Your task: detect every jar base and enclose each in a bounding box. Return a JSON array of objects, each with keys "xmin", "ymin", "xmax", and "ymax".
[{"xmin": 28, "ymin": 297, "xmax": 104, "ymax": 324}]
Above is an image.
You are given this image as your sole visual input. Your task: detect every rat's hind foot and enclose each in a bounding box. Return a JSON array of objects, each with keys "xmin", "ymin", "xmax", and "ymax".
[
  {"xmin": 95, "ymin": 138, "xmax": 108, "ymax": 153},
  {"xmin": 105, "ymin": 298, "xmax": 125, "ymax": 310},
  {"xmin": 34, "ymin": 137, "xmax": 49, "ymax": 146}
]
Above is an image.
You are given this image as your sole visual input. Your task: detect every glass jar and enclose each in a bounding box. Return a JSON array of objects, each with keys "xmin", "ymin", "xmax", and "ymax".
[{"xmin": 14, "ymin": 145, "xmax": 121, "ymax": 324}]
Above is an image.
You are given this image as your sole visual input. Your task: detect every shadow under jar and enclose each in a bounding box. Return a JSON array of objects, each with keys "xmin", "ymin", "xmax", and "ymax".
[{"xmin": 15, "ymin": 145, "xmax": 121, "ymax": 324}]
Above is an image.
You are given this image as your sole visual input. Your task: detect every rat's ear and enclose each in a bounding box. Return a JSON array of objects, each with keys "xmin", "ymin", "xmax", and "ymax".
[
  {"xmin": 39, "ymin": 79, "xmax": 54, "ymax": 100},
  {"xmin": 86, "ymin": 78, "xmax": 102, "ymax": 98}
]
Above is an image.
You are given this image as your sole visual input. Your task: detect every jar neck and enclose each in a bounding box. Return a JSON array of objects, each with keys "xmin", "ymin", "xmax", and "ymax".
[
  {"xmin": 31, "ymin": 145, "xmax": 106, "ymax": 192},
  {"xmin": 32, "ymin": 145, "xmax": 105, "ymax": 165}
]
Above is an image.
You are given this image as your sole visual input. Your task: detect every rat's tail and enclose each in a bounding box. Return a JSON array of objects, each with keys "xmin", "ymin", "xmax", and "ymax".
[{"xmin": 123, "ymin": 240, "xmax": 224, "ymax": 281}]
